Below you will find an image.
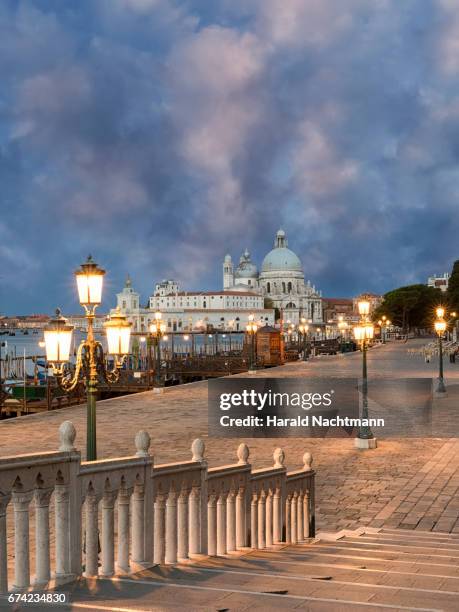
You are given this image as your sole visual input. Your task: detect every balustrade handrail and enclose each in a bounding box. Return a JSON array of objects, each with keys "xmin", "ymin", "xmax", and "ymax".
[{"xmin": 0, "ymin": 422, "xmax": 315, "ymax": 593}]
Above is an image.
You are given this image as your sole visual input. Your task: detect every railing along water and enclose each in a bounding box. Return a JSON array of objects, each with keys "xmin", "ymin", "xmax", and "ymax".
[{"xmin": 0, "ymin": 422, "xmax": 315, "ymax": 592}]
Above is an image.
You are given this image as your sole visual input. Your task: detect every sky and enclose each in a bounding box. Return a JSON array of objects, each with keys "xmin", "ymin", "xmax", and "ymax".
[{"xmin": 1, "ymin": 0, "xmax": 459, "ymax": 315}]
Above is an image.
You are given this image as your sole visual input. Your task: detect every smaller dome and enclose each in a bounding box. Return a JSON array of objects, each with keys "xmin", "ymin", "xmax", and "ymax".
[
  {"xmin": 235, "ymin": 262, "xmax": 258, "ymax": 279},
  {"xmin": 224, "ymin": 254, "xmax": 232, "ymax": 263}
]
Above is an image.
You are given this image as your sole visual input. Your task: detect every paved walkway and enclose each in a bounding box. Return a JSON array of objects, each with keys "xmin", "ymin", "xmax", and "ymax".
[{"xmin": 1, "ymin": 339, "xmax": 458, "ymax": 533}]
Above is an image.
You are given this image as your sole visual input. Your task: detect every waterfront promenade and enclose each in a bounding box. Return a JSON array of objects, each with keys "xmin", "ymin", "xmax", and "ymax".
[{"xmin": 1, "ymin": 338, "xmax": 458, "ymax": 534}]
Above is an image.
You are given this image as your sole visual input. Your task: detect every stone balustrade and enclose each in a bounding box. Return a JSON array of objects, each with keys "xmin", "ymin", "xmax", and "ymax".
[{"xmin": 0, "ymin": 421, "xmax": 315, "ymax": 592}]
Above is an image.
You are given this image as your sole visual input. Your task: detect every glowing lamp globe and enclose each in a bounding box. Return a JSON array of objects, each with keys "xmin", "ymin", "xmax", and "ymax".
[
  {"xmin": 434, "ymin": 320, "xmax": 447, "ymax": 335},
  {"xmin": 436, "ymin": 307, "xmax": 445, "ymax": 319},
  {"xmin": 365, "ymin": 324, "xmax": 375, "ymax": 339},
  {"xmin": 353, "ymin": 325, "xmax": 364, "ymax": 341},
  {"xmin": 104, "ymin": 308, "xmax": 131, "ymax": 356},
  {"xmin": 75, "ymin": 256, "xmax": 105, "ymax": 307},
  {"xmin": 358, "ymin": 300, "xmax": 370, "ymax": 316},
  {"xmin": 44, "ymin": 309, "xmax": 74, "ymax": 363}
]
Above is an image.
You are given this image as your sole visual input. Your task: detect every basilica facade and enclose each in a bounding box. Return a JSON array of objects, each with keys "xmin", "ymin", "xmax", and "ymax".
[{"xmin": 223, "ymin": 229, "xmax": 323, "ymax": 325}]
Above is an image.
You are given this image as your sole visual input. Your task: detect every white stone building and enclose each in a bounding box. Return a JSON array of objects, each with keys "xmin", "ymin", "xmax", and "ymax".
[
  {"xmin": 223, "ymin": 229, "xmax": 323, "ymax": 325},
  {"xmin": 115, "ymin": 277, "xmax": 274, "ymax": 333},
  {"xmin": 427, "ymin": 273, "xmax": 450, "ymax": 293}
]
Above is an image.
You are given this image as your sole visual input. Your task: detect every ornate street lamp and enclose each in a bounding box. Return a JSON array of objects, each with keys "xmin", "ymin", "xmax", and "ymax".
[
  {"xmin": 353, "ymin": 299, "xmax": 376, "ymax": 449},
  {"xmin": 377, "ymin": 315, "xmax": 391, "ymax": 343},
  {"xmin": 246, "ymin": 314, "xmax": 258, "ymax": 371},
  {"xmin": 150, "ymin": 311, "xmax": 167, "ymax": 388},
  {"xmin": 433, "ymin": 306, "xmax": 456, "ymax": 394},
  {"xmin": 44, "ymin": 256, "xmax": 131, "ymax": 461},
  {"xmin": 338, "ymin": 316, "xmax": 348, "ymax": 344},
  {"xmin": 298, "ymin": 321, "xmax": 309, "ymax": 360}
]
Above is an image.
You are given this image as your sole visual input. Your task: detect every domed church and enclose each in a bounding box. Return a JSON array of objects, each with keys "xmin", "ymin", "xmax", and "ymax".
[{"xmin": 223, "ymin": 229, "xmax": 323, "ymax": 324}]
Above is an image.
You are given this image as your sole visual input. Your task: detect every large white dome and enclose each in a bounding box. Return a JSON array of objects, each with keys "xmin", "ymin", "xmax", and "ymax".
[
  {"xmin": 261, "ymin": 247, "xmax": 303, "ymax": 273},
  {"xmin": 261, "ymin": 230, "xmax": 303, "ymax": 273}
]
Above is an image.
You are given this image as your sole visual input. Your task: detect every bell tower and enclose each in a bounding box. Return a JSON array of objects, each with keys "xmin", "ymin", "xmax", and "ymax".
[{"xmin": 223, "ymin": 254, "xmax": 234, "ymax": 290}]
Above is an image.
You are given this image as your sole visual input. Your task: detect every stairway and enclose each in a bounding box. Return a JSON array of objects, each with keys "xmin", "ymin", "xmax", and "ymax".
[{"xmin": 61, "ymin": 528, "xmax": 459, "ymax": 611}]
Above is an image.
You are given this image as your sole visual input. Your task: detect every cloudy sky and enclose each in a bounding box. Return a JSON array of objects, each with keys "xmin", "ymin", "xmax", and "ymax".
[{"xmin": 1, "ymin": 0, "xmax": 458, "ymax": 314}]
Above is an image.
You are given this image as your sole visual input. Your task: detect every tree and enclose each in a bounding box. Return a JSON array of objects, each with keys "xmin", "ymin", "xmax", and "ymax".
[
  {"xmin": 447, "ymin": 260, "xmax": 459, "ymax": 311},
  {"xmin": 373, "ymin": 284, "xmax": 442, "ymax": 332}
]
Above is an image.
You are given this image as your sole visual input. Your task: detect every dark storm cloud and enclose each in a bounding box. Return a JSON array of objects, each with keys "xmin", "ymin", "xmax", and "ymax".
[{"xmin": 0, "ymin": 0, "xmax": 458, "ymax": 314}]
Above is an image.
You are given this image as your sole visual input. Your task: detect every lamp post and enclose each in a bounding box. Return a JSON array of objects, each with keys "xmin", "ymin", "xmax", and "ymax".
[
  {"xmin": 353, "ymin": 299, "xmax": 376, "ymax": 449},
  {"xmin": 338, "ymin": 315, "xmax": 347, "ymax": 338},
  {"xmin": 150, "ymin": 310, "xmax": 167, "ymax": 389},
  {"xmin": 298, "ymin": 322, "xmax": 309, "ymax": 360},
  {"xmin": 433, "ymin": 306, "xmax": 457, "ymax": 394},
  {"xmin": 377, "ymin": 315, "xmax": 391, "ymax": 343},
  {"xmin": 44, "ymin": 256, "xmax": 131, "ymax": 461},
  {"xmin": 246, "ymin": 314, "xmax": 258, "ymax": 372}
]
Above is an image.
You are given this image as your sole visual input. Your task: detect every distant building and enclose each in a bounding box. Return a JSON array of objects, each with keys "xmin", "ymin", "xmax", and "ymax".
[
  {"xmin": 322, "ymin": 298, "xmax": 355, "ymax": 324},
  {"xmin": 115, "ymin": 276, "xmax": 274, "ymax": 333},
  {"xmin": 427, "ymin": 273, "xmax": 450, "ymax": 293},
  {"xmin": 223, "ymin": 229, "xmax": 323, "ymax": 325},
  {"xmin": 67, "ymin": 314, "xmax": 106, "ymax": 331}
]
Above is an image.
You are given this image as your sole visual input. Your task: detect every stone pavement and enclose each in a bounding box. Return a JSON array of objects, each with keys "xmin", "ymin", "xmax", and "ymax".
[{"xmin": 1, "ymin": 339, "xmax": 458, "ymax": 534}]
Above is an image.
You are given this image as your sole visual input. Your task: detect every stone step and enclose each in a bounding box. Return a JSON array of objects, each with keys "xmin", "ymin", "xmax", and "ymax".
[
  {"xmin": 194, "ymin": 556, "xmax": 459, "ymax": 592},
  {"xmin": 273, "ymin": 546, "xmax": 459, "ymax": 572},
  {"xmin": 307, "ymin": 540, "xmax": 459, "ymax": 562},
  {"xmin": 359, "ymin": 533, "xmax": 459, "ymax": 548},
  {"xmin": 339, "ymin": 536, "xmax": 459, "ymax": 553},
  {"xmin": 381, "ymin": 528, "xmax": 459, "ymax": 541}
]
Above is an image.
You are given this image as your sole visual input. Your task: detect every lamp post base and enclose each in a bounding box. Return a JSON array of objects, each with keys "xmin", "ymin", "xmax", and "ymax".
[
  {"xmin": 435, "ymin": 379, "xmax": 447, "ymax": 395},
  {"xmin": 355, "ymin": 437, "xmax": 377, "ymax": 450}
]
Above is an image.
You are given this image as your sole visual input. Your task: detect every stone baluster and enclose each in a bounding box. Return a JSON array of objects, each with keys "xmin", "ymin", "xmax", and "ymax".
[
  {"xmin": 291, "ymin": 491, "xmax": 298, "ymax": 544},
  {"xmin": 101, "ymin": 490, "xmax": 117, "ymax": 577},
  {"xmin": 250, "ymin": 492, "xmax": 258, "ymax": 549},
  {"xmin": 265, "ymin": 489, "xmax": 273, "ymax": 547},
  {"xmin": 0, "ymin": 494, "xmax": 11, "ymax": 593},
  {"xmin": 188, "ymin": 486, "xmax": 201, "ymax": 556},
  {"xmin": 273, "ymin": 487, "xmax": 281, "ymax": 544},
  {"xmin": 85, "ymin": 491, "xmax": 99, "ymax": 577},
  {"xmin": 153, "ymin": 492, "xmax": 166, "ymax": 564},
  {"xmin": 191, "ymin": 438, "xmax": 207, "ymax": 556},
  {"xmin": 207, "ymin": 494, "xmax": 217, "ymax": 557},
  {"xmin": 297, "ymin": 491, "xmax": 304, "ymax": 541},
  {"xmin": 132, "ymin": 483, "xmax": 145, "ymax": 564},
  {"xmin": 165, "ymin": 487, "xmax": 177, "ymax": 564},
  {"xmin": 303, "ymin": 452, "xmax": 313, "ymax": 538},
  {"xmin": 235, "ymin": 486, "xmax": 246, "ymax": 549},
  {"xmin": 12, "ymin": 490, "xmax": 33, "ymax": 590},
  {"xmin": 257, "ymin": 489, "xmax": 266, "ymax": 549},
  {"xmin": 285, "ymin": 494, "xmax": 292, "ymax": 544},
  {"xmin": 117, "ymin": 487, "xmax": 132, "ymax": 573},
  {"xmin": 34, "ymin": 488, "xmax": 53, "ymax": 586},
  {"xmin": 216, "ymin": 492, "xmax": 227, "ymax": 556},
  {"xmin": 55, "ymin": 483, "xmax": 71, "ymax": 577},
  {"xmin": 177, "ymin": 487, "xmax": 189, "ymax": 562},
  {"xmin": 226, "ymin": 490, "xmax": 236, "ymax": 553},
  {"xmin": 303, "ymin": 490, "xmax": 310, "ymax": 538}
]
